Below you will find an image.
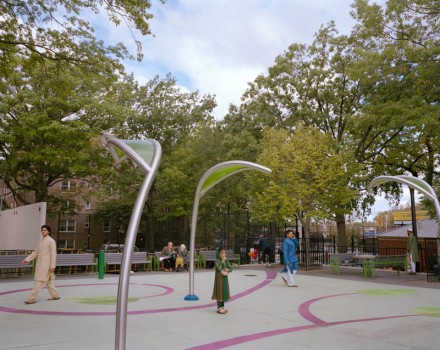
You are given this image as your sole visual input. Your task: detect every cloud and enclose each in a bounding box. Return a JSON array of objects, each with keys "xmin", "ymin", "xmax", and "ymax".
[{"xmin": 93, "ymin": 0, "xmax": 359, "ymax": 118}]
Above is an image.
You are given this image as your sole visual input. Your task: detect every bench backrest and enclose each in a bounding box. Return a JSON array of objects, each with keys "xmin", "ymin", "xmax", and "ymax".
[
  {"xmin": 330, "ymin": 253, "xmax": 354, "ymax": 261},
  {"xmin": 200, "ymin": 251, "xmax": 217, "ymax": 261},
  {"xmin": 226, "ymin": 250, "xmax": 237, "ymax": 261},
  {"xmin": 199, "ymin": 250, "xmax": 237, "ymax": 261},
  {"xmin": 105, "ymin": 252, "xmax": 148, "ymax": 265},
  {"xmin": 0, "ymin": 255, "xmax": 31, "ymax": 268},
  {"xmin": 56, "ymin": 253, "xmax": 96, "ymax": 266},
  {"xmin": 105, "ymin": 253, "xmax": 123, "ymax": 264},
  {"xmin": 131, "ymin": 252, "xmax": 148, "ymax": 263},
  {"xmin": 374, "ymin": 255, "xmax": 406, "ymax": 265}
]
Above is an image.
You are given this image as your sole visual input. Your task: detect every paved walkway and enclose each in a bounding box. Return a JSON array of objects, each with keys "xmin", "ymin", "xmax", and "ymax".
[{"xmin": 1, "ymin": 265, "xmax": 439, "ymax": 350}]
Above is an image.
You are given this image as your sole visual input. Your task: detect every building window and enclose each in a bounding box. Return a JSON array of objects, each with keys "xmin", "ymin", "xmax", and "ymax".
[
  {"xmin": 61, "ymin": 181, "xmax": 76, "ymax": 192},
  {"xmin": 59, "ymin": 220, "xmax": 76, "ymax": 232},
  {"xmin": 103, "ymin": 221, "xmax": 111, "ymax": 232},
  {"xmin": 85, "ymin": 201, "xmax": 91, "ymax": 209},
  {"xmin": 85, "ymin": 219, "xmax": 90, "ymax": 228}
]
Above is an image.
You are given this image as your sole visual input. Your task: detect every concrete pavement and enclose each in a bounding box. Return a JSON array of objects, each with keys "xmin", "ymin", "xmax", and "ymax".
[{"xmin": 1, "ymin": 264, "xmax": 439, "ymax": 350}]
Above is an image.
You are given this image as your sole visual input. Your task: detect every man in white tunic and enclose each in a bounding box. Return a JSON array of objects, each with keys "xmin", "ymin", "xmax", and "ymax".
[{"xmin": 21, "ymin": 225, "xmax": 60, "ymax": 304}]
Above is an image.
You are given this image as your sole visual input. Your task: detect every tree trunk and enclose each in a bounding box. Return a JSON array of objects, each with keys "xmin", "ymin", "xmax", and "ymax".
[{"xmin": 335, "ymin": 213, "xmax": 347, "ymax": 253}]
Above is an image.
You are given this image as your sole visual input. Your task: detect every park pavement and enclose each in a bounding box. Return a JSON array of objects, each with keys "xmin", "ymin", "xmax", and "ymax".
[{"xmin": 0, "ymin": 264, "xmax": 439, "ymax": 350}]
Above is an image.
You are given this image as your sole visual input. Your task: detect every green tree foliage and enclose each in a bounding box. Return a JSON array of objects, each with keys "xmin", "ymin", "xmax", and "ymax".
[
  {"xmin": 115, "ymin": 74, "xmax": 217, "ymax": 153},
  {"xmin": 350, "ymin": 0, "xmax": 440, "ymax": 192},
  {"xmin": 0, "ymin": 0, "xmax": 165, "ymax": 213},
  {"xmin": 0, "ymin": 53, "xmax": 122, "ymax": 207},
  {"xmin": 0, "ymin": 0, "xmax": 161, "ymax": 62},
  {"xmin": 237, "ymin": 23, "xmax": 370, "ymax": 244},
  {"xmin": 252, "ymin": 125, "xmax": 357, "ymax": 239},
  {"xmin": 95, "ymin": 77, "xmax": 217, "ymax": 229}
]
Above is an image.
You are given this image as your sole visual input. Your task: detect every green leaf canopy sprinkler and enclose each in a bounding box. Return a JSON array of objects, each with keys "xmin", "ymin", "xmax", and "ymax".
[
  {"xmin": 184, "ymin": 160, "xmax": 271, "ymax": 301},
  {"xmin": 102, "ymin": 134, "xmax": 162, "ymax": 350}
]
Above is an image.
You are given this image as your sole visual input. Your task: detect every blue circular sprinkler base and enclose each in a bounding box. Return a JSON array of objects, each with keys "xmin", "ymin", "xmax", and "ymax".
[{"xmin": 184, "ymin": 294, "xmax": 199, "ymax": 301}]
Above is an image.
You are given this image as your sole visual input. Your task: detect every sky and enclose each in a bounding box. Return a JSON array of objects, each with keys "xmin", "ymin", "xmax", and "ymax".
[
  {"xmin": 95, "ymin": 0, "xmax": 361, "ymax": 118},
  {"xmin": 92, "ymin": 0, "xmax": 415, "ymax": 220}
]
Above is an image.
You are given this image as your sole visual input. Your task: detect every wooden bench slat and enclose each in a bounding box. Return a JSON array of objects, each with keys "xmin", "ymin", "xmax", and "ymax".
[
  {"xmin": 0, "ymin": 255, "xmax": 33, "ymax": 269},
  {"xmin": 199, "ymin": 250, "xmax": 239, "ymax": 263},
  {"xmin": 104, "ymin": 252, "xmax": 152, "ymax": 272},
  {"xmin": 56, "ymin": 253, "xmax": 96, "ymax": 267}
]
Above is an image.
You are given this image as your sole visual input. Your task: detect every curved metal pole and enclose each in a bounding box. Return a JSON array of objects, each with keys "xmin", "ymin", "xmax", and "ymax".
[
  {"xmin": 115, "ymin": 176, "xmax": 151, "ymax": 349},
  {"xmin": 368, "ymin": 175, "xmax": 440, "ymax": 221},
  {"xmin": 184, "ymin": 161, "xmax": 271, "ymax": 300},
  {"xmin": 368, "ymin": 174, "xmax": 440, "ymax": 253},
  {"xmin": 185, "ymin": 178, "xmax": 204, "ymax": 300},
  {"xmin": 107, "ymin": 138, "xmax": 161, "ymax": 350}
]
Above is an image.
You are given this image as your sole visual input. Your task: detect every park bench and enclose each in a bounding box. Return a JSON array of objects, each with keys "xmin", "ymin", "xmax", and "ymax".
[
  {"xmin": 426, "ymin": 255, "xmax": 440, "ymax": 283},
  {"xmin": 363, "ymin": 255, "xmax": 407, "ymax": 278},
  {"xmin": 0, "ymin": 254, "xmax": 33, "ymax": 276},
  {"xmin": 55, "ymin": 253, "xmax": 97, "ymax": 274},
  {"xmin": 153, "ymin": 251, "xmax": 192, "ymax": 271},
  {"xmin": 104, "ymin": 252, "xmax": 151, "ymax": 273},
  {"xmin": 328, "ymin": 253, "xmax": 355, "ymax": 275},
  {"xmin": 199, "ymin": 250, "xmax": 240, "ymax": 267},
  {"xmin": 226, "ymin": 250, "xmax": 240, "ymax": 266}
]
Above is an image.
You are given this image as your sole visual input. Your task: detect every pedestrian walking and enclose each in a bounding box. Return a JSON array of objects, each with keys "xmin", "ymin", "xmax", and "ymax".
[
  {"xmin": 21, "ymin": 225, "xmax": 60, "ymax": 304},
  {"xmin": 280, "ymin": 229, "xmax": 299, "ymax": 287}
]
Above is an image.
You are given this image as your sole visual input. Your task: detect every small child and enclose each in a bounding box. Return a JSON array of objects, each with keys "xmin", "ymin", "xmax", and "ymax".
[
  {"xmin": 175, "ymin": 244, "xmax": 187, "ymax": 272},
  {"xmin": 211, "ymin": 248, "xmax": 232, "ymax": 314}
]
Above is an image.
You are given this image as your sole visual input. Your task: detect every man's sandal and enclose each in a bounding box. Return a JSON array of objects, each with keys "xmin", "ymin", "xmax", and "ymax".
[
  {"xmin": 217, "ymin": 307, "xmax": 227, "ymax": 314},
  {"xmin": 48, "ymin": 297, "xmax": 61, "ymax": 301},
  {"xmin": 24, "ymin": 300, "xmax": 36, "ymax": 304}
]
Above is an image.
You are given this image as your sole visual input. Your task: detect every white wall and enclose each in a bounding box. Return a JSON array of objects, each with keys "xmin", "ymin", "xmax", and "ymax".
[{"xmin": 0, "ymin": 202, "xmax": 47, "ymax": 250}]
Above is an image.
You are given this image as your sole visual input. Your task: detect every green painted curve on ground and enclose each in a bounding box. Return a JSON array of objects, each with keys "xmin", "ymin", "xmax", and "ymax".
[
  {"xmin": 413, "ymin": 306, "xmax": 440, "ymax": 318},
  {"xmin": 357, "ymin": 289, "xmax": 415, "ymax": 296}
]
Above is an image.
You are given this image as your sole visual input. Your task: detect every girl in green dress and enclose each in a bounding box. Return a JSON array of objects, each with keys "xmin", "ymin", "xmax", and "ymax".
[{"xmin": 211, "ymin": 248, "xmax": 232, "ymax": 314}]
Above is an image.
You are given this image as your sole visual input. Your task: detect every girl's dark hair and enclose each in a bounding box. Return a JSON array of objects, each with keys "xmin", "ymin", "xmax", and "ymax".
[{"xmin": 41, "ymin": 224, "xmax": 52, "ymax": 235}]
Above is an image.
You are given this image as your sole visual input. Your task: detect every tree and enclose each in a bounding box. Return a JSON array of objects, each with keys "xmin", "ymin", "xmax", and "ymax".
[
  {"xmin": 252, "ymin": 125, "xmax": 357, "ymax": 242},
  {"xmin": 116, "ymin": 74, "xmax": 217, "ymax": 152},
  {"xmin": 238, "ymin": 23, "xmax": 374, "ymax": 245},
  {"xmin": 0, "ymin": 0, "xmax": 166, "ymax": 212},
  {"xmin": 0, "ymin": 0, "xmax": 161, "ymax": 62},
  {"xmin": 350, "ymin": 0, "xmax": 440, "ymax": 190},
  {"xmin": 98, "ymin": 75, "xmax": 217, "ymax": 225},
  {"xmin": 0, "ymin": 52, "xmax": 124, "ymax": 208}
]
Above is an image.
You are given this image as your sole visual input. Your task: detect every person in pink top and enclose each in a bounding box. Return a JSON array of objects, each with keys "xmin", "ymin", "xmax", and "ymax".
[{"xmin": 22, "ymin": 225, "xmax": 60, "ymax": 304}]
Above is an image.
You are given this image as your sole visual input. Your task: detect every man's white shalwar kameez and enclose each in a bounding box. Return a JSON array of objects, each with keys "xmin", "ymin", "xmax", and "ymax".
[{"xmin": 25, "ymin": 235, "xmax": 59, "ymax": 302}]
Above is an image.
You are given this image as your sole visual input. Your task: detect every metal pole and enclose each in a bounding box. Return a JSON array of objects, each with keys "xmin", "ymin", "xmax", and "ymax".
[
  {"xmin": 115, "ymin": 175, "xmax": 152, "ymax": 350},
  {"xmin": 0, "ymin": 175, "xmax": 4, "ymax": 211},
  {"xmin": 410, "ymin": 188, "xmax": 418, "ymax": 237}
]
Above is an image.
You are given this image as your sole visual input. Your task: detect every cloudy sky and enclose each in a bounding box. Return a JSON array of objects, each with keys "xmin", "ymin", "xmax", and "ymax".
[
  {"xmin": 93, "ymin": 0, "xmax": 413, "ymax": 219},
  {"xmin": 97, "ymin": 0, "xmax": 361, "ymax": 118}
]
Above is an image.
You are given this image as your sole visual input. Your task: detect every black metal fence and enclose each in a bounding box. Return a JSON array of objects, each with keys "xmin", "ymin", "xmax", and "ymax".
[{"xmin": 44, "ymin": 211, "xmax": 439, "ymax": 279}]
